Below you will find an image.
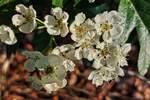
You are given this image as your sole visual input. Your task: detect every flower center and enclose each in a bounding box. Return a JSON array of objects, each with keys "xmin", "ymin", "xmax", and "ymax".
[
  {"xmin": 100, "ymin": 46, "xmax": 110, "ymax": 59},
  {"xmin": 100, "ymin": 22, "xmax": 112, "ymax": 32},
  {"xmin": 45, "ymin": 65, "xmax": 54, "ymax": 74},
  {"xmin": 55, "ymin": 19, "xmax": 63, "ymax": 28},
  {"xmin": 75, "ymin": 25, "xmax": 87, "ymax": 38}
]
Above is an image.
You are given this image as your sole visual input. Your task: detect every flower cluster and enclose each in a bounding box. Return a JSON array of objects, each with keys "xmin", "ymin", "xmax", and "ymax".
[{"xmin": 6, "ymin": 4, "xmax": 130, "ymax": 93}]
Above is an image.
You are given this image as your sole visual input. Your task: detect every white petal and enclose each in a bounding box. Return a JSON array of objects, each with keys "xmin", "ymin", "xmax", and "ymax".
[
  {"xmin": 51, "ymin": 7, "xmax": 63, "ymax": 19},
  {"xmin": 94, "ymin": 12, "xmax": 108, "ymax": 24},
  {"xmin": 88, "ymin": 71, "xmax": 95, "ymax": 80},
  {"xmin": 15, "ymin": 4, "xmax": 28, "ymax": 16},
  {"xmin": 108, "ymin": 10, "xmax": 122, "ymax": 24},
  {"xmin": 19, "ymin": 20, "xmax": 36, "ymax": 33},
  {"xmin": 96, "ymin": 42, "xmax": 105, "ymax": 49},
  {"xmin": 82, "ymin": 47, "xmax": 96, "ymax": 61},
  {"xmin": 102, "ymin": 32, "xmax": 112, "ymax": 43},
  {"xmin": 92, "ymin": 58, "xmax": 103, "ymax": 69},
  {"xmin": 119, "ymin": 57, "xmax": 128, "ymax": 66},
  {"xmin": 75, "ymin": 12, "xmax": 86, "ymax": 25},
  {"xmin": 12, "ymin": 14, "xmax": 26, "ymax": 26},
  {"xmin": 63, "ymin": 60, "xmax": 75, "ymax": 72},
  {"xmin": 61, "ymin": 79, "xmax": 67, "ymax": 87},
  {"xmin": 110, "ymin": 25, "xmax": 123, "ymax": 38},
  {"xmin": 121, "ymin": 43, "xmax": 131, "ymax": 55},
  {"xmin": 71, "ymin": 33, "xmax": 78, "ymax": 41},
  {"xmin": 47, "ymin": 54, "xmax": 63, "ymax": 67},
  {"xmin": 60, "ymin": 23, "xmax": 69, "ymax": 37},
  {"xmin": 43, "ymin": 83, "xmax": 60, "ymax": 93},
  {"xmin": 44, "ymin": 15, "xmax": 56, "ymax": 27},
  {"xmin": 51, "ymin": 47, "xmax": 61, "ymax": 55},
  {"xmin": 85, "ymin": 31, "xmax": 96, "ymax": 40},
  {"xmin": 28, "ymin": 5, "xmax": 36, "ymax": 18},
  {"xmin": 69, "ymin": 22, "xmax": 76, "ymax": 34},
  {"xmin": 46, "ymin": 27, "xmax": 60, "ymax": 35},
  {"xmin": 95, "ymin": 24, "xmax": 102, "ymax": 35},
  {"xmin": 62, "ymin": 12, "xmax": 69, "ymax": 22},
  {"xmin": 0, "ymin": 25, "xmax": 17, "ymax": 45},
  {"xmin": 75, "ymin": 47, "xmax": 82, "ymax": 60},
  {"xmin": 117, "ymin": 67, "xmax": 124, "ymax": 76},
  {"xmin": 59, "ymin": 44, "xmax": 74, "ymax": 52}
]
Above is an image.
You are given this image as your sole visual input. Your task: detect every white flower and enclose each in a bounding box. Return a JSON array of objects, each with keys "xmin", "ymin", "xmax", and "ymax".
[
  {"xmin": 88, "ymin": 65, "xmax": 124, "ymax": 87},
  {"xmin": 93, "ymin": 42, "xmax": 130, "ymax": 69},
  {"xmin": 117, "ymin": 43, "xmax": 131, "ymax": 66},
  {"xmin": 43, "ymin": 79, "xmax": 67, "ymax": 93},
  {"xmin": 74, "ymin": 40, "xmax": 97, "ymax": 61},
  {"xmin": 0, "ymin": 25, "xmax": 17, "ymax": 45},
  {"xmin": 88, "ymin": 42, "xmax": 131, "ymax": 86},
  {"xmin": 94, "ymin": 11, "xmax": 123, "ymax": 43},
  {"xmin": 12, "ymin": 4, "xmax": 36, "ymax": 33},
  {"xmin": 70, "ymin": 12, "xmax": 96, "ymax": 42},
  {"xmin": 51, "ymin": 44, "xmax": 76, "ymax": 72},
  {"xmin": 63, "ymin": 60, "xmax": 75, "ymax": 72},
  {"xmin": 42, "ymin": 54, "xmax": 68, "ymax": 93},
  {"xmin": 44, "ymin": 7, "xmax": 69, "ymax": 37},
  {"xmin": 88, "ymin": 0, "xmax": 95, "ymax": 3}
]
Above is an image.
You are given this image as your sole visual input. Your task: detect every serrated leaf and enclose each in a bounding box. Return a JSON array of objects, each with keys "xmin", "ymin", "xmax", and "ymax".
[
  {"xmin": 118, "ymin": 0, "xmax": 150, "ymax": 76},
  {"xmin": 136, "ymin": 17, "xmax": 150, "ymax": 76},
  {"xmin": 116, "ymin": 0, "xmax": 136, "ymax": 45},
  {"xmin": 52, "ymin": 0, "xmax": 63, "ymax": 8}
]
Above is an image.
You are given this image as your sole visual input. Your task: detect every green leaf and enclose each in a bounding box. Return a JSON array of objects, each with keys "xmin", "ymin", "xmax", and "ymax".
[
  {"xmin": 32, "ymin": 32, "xmax": 51, "ymax": 52},
  {"xmin": 0, "ymin": 0, "xmax": 16, "ymax": 7},
  {"xmin": 52, "ymin": 0, "xmax": 63, "ymax": 8},
  {"xmin": 74, "ymin": 0, "xmax": 81, "ymax": 7},
  {"xmin": 116, "ymin": 0, "xmax": 136, "ymax": 45},
  {"xmin": 87, "ymin": 3, "xmax": 109, "ymax": 16},
  {"xmin": 118, "ymin": 0, "xmax": 150, "ymax": 76},
  {"xmin": 136, "ymin": 17, "xmax": 150, "ymax": 76}
]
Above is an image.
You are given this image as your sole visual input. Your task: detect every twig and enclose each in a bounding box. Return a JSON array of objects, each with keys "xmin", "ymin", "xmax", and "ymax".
[{"xmin": 124, "ymin": 70, "xmax": 150, "ymax": 84}]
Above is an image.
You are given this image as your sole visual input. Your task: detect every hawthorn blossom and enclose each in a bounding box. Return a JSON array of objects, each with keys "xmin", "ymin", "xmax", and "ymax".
[
  {"xmin": 88, "ymin": 42, "xmax": 131, "ymax": 86},
  {"xmin": 94, "ymin": 11, "xmax": 123, "ymax": 43},
  {"xmin": 12, "ymin": 4, "xmax": 37, "ymax": 33},
  {"xmin": 74, "ymin": 40, "xmax": 97, "ymax": 61},
  {"xmin": 0, "ymin": 25, "xmax": 17, "ymax": 45},
  {"xmin": 88, "ymin": 65, "xmax": 124, "ymax": 87},
  {"xmin": 51, "ymin": 44, "xmax": 75, "ymax": 72},
  {"xmin": 92, "ymin": 42, "xmax": 131, "ymax": 69},
  {"xmin": 24, "ymin": 51, "xmax": 68, "ymax": 92},
  {"xmin": 44, "ymin": 7, "xmax": 69, "ymax": 37},
  {"xmin": 70, "ymin": 12, "xmax": 96, "ymax": 42}
]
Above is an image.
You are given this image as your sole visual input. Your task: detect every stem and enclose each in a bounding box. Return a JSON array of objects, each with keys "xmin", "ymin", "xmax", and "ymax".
[
  {"xmin": 52, "ymin": 36, "xmax": 57, "ymax": 46},
  {"xmin": 125, "ymin": 70, "xmax": 150, "ymax": 84},
  {"xmin": 35, "ymin": 18, "xmax": 45, "ymax": 25},
  {"xmin": 37, "ymin": 26, "xmax": 46, "ymax": 29}
]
